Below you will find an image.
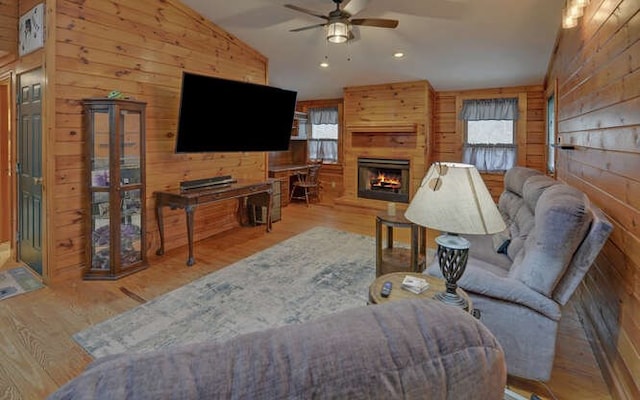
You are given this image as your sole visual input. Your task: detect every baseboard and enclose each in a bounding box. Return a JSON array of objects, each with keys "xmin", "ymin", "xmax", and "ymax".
[{"xmin": 574, "ymin": 297, "xmax": 639, "ymax": 400}]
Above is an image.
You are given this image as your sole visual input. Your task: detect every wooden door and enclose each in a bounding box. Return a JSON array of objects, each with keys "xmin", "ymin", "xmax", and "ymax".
[{"xmin": 17, "ymin": 68, "xmax": 43, "ymax": 275}]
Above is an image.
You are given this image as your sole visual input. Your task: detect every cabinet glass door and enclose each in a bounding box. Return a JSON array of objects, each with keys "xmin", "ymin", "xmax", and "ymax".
[
  {"xmin": 120, "ymin": 110, "xmax": 141, "ymax": 185},
  {"xmin": 90, "ymin": 111, "xmax": 110, "ymax": 187},
  {"xmin": 90, "ymin": 110, "xmax": 111, "ymax": 271},
  {"xmin": 91, "ymin": 191, "xmax": 110, "ymax": 270},
  {"xmin": 120, "ymin": 188, "xmax": 142, "ymax": 266}
]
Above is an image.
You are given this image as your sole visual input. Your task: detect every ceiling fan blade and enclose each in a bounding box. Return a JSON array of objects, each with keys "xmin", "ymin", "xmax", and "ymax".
[
  {"xmin": 284, "ymin": 4, "xmax": 329, "ymax": 21},
  {"xmin": 289, "ymin": 23, "xmax": 327, "ymax": 33},
  {"xmin": 350, "ymin": 18, "xmax": 399, "ymax": 29},
  {"xmin": 343, "ymin": 0, "xmax": 369, "ymax": 17}
]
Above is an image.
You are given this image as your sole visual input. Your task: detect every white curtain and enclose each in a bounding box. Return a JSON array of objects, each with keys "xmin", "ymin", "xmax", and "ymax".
[
  {"xmin": 308, "ymin": 107, "xmax": 338, "ymax": 163},
  {"xmin": 462, "ymin": 144, "xmax": 517, "ymax": 173},
  {"xmin": 308, "ymin": 140, "xmax": 338, "ymax": 162},
  {"xmin": 460, "ymin": 98, "xmax": 518, "ymax": 172}
]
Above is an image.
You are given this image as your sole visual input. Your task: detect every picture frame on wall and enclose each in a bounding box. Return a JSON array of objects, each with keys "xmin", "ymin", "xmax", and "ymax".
[{"xmin": 19, "ymin": 3, "xmax": 45, "ymax": 56}]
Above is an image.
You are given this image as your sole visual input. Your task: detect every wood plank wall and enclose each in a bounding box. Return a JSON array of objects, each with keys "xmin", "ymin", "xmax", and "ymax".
[
  {"xmin": 433, "ymin": 85, "xmax": 546, "ymax": 199},
  {"xmin": 340, "ymin": 80, "xmax": 433, "ymax": 210},
  {"xmin": 0, "ymin": 0, "xmax": 18, "ymax": 62},
  {"xmin": 546, "ymin": 1, "xmax": 640, "ymax": 398},
  {"xmin": 1, "ymin": 0, "xmax": 269, "ymax": 283}
]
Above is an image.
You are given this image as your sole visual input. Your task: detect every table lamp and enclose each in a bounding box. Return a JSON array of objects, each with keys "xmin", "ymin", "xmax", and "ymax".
[{"xmin": 404, "ymin": 162, "xmax": 506, "ymax": 309}]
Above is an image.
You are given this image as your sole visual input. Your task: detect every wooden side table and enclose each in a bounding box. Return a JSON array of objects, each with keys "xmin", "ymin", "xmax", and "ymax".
[
  {"xmin": 375, "ymin": 212, "xmax": 426, "ymax": 276},
  {"xmin": 369, "ymin": 272, "xmax": 474, "ymax": 314}
]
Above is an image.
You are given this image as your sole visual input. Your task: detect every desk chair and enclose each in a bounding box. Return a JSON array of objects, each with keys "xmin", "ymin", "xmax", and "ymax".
[{"xmin": 290, "ymin": 163, "xmax": 321, "ymax": 207}]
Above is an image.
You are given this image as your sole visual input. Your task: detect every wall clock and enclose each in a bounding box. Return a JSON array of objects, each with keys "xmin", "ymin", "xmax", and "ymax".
[{"xmin": 19, "ymin": 3, "xmax": 45, "ymax": 56}]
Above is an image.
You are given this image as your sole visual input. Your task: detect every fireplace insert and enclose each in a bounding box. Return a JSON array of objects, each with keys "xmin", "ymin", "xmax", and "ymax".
[{"xmin": 358, "ymin": 158, "xmax": 410, "ymax": 203}]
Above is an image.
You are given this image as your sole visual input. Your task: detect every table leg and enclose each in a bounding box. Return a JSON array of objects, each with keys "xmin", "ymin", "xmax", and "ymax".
[
  {"xmin": 266, "ymin": 191, "xmax": 273, "ymax": 232},
  {"xmin": 411, "ymin": 224, "xmax": 419, "ymax": 272},
  {"xmin": 155, "ymin": 199, "xmax": 165, "ymax": 256},
  {"xmin": 185, "ymin": 205, "xmax": 195, "ymax": 266},
  {"xmin": 375, "ymin": 217, "xmax": 382, "ymax": 276}
]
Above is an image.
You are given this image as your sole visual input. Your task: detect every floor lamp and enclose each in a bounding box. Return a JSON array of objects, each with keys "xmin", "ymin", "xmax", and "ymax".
[{"xmin": 404, "ymin": 162, "xmax": 506, "ymax": 310}]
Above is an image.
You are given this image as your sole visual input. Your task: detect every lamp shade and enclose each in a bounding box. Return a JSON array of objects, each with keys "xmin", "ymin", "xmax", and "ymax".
[
  {"xmin": 405, "ymin": 162, "xmax": 506, "ymax": 235},
  {"xmin": 327, "ymin": 22, "xmax": 349, "ymax": 43}
]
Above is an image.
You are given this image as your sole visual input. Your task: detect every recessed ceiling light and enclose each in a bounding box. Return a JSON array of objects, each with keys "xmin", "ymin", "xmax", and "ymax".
[
  {"xmin": 320, "ymin": 61, "xmax": 329, "ymax": 68},
  {"xmin": 393, "ymin": 52, "xmax": 405, "ymax": 59}
]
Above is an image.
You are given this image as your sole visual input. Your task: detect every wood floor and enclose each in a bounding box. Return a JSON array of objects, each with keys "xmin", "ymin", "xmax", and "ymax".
[{"xmin": 0, "ymin": 203, "xmax": 611, "ymax": 399}]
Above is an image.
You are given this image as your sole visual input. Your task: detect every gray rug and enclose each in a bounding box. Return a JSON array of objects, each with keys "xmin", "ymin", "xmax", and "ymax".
[
  {"xmin": 0, "ymin": 266, "xmax": 44, "ymax": 301},
  {"xmin": 74, "ymin": 227, "xmax": 376, "ymax": 358}
]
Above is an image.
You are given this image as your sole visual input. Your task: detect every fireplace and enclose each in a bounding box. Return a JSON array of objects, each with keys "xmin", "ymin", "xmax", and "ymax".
[{"xmin": 358, "ymin": 158, "xmax": 410, "ymax": 203}]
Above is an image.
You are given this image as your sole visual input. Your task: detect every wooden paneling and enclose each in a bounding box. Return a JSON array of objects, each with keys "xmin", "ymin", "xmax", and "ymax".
[
  {"xmin": 546, "ymin": 0, "xmax": 640, "ymax": 398},
  {"xmin": 433, "ymin": 85, "xmax": 546, "ymax": 199},
  {"xmin": 0, "ymin": 0, "xmax": 18, "ymax": 60},
  {"xmin": 340, "ymin": 81, "xmax": 433, "ymax": 210},
  {"xmin": 1, "ymin": 0, "xmax": 269, "ymax": 283}
]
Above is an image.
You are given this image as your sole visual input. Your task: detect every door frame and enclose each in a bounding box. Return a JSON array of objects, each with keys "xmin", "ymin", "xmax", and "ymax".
[{"xmin": 0, "ymin": 72, "xmax": 14, "ymax": 257}]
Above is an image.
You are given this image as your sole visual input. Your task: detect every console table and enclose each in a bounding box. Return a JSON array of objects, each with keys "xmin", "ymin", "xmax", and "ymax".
[{"xmin": 154, "ymin": 181, "xmax": 272, "ymax": 266}]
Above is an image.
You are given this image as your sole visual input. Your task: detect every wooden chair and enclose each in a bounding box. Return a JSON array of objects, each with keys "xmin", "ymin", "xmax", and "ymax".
[{"xmin": 289, "ymin": 163, "xmax": 321, "ymax": 207}]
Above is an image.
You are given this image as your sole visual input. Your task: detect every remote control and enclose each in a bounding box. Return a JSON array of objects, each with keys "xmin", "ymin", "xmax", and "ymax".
[{"xmin": 381, "ymin": 281, "xmax": 392, "ymax": 298}]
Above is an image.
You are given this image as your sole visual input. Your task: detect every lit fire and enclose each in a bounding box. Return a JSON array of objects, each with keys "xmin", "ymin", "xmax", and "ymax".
[{"xmin": 370, "ymin": 172, "xmax": 401, "ymax": 190}]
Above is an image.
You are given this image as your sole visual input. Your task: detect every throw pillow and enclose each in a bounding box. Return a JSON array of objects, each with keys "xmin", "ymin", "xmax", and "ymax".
[{"xmin": 492, "ymin": 229, "xmax": 511, "ymax": 254}]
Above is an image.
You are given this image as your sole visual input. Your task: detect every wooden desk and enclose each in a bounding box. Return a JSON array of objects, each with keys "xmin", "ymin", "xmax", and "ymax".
[
  {"xmin": 154, "ymin": 181, "xmax": 272, "ymax": 266},
  {"xmin": 268, "ymin": 164, "xmax": 309, "ymax": 207}
]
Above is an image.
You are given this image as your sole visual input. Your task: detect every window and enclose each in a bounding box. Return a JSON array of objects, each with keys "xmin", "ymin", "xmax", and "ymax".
[
  {"xmin": 546, "ymin": 94, "xmax": 555, "ymax": 174},
  {"xmin": 308, "ymin": 107, "xmax": 338, "ymax": 163},
  {"xmin": 460, "ymin": 98, "xmax": 518, "ymax": 172}
]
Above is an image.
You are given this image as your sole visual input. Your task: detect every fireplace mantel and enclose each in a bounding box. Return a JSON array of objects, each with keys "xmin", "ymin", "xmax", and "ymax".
[{"xmin": 339, "ymin": 81, "xmax": 433, "ymax": 211}]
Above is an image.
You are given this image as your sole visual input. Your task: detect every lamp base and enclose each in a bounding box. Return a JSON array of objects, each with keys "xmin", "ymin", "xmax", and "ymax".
[
  {"xmin": 433, "ymin": 234, "xmax": 470, "ymax": 311},
  {"xmin": 433, "ymin": 290, "xmax": 469, "ymax": 310}
]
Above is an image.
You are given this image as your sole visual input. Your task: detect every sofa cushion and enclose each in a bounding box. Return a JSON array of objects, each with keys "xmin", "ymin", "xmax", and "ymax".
[
  {"xmin": 503, "ymin": 166, "xmax": 543, "ymax": 196},
  {"xmin": 467, "ymin": 233, "xmax": 513, "ymax": 271},
  {"xmin": 508, "ymin": 185, "xmax": 593, "ymax": 296},
  {"xmin": 505, "ymin": 202, "xmax": 534, "ymax": 261},
  {"xmin": 523, "ymin": 175, "xmax": 559, "ymax": 212},
  {"xmin": 48, "ymin": 300, "xmax": 507, "ymax": 400}
]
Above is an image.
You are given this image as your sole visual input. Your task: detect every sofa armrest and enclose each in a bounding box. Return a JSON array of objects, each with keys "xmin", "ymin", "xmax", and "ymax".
[{"xmin": 427, "ymin": 259, "xmax": 561, "ymax": 321}]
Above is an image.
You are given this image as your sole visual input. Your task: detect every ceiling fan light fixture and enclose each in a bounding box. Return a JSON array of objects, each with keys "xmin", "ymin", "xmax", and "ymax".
[{"xmin": 327, "ymin": 21, "xmax": 350, "ymax": 43}]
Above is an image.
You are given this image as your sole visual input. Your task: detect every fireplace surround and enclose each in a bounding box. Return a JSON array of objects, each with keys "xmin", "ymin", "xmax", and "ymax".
[{"xmin": 358, "ymin": 158, "xmax": 410, "ymax": 203}]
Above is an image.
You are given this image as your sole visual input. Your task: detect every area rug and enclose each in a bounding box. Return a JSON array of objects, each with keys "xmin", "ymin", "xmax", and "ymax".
[
  {"xmin": 0, "ymin": 266, "xmax": 44, "ymax": 301},
  {"xmin": 74, "ymin": 227, "xmax": 377, "ymax": 358}
]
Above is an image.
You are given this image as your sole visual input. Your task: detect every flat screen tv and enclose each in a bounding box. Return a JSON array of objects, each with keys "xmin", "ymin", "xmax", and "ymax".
[{"xmin": 175, "ymin": 72, "xmax": 298, "ymax": 153}]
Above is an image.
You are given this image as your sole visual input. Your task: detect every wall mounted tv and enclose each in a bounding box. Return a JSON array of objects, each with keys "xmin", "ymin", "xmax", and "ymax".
[{"xmin": 175, "ymin": 72, "xmax": 298, "ymax": 153}]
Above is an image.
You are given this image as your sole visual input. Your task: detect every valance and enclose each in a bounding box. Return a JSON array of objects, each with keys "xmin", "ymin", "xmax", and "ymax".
[
  {"xmin": 460, "ymin": 98, "xmax": 518, "ymax": 120},
  {"xmin": 309, "ymin": 107, "xmax": 338, "ymax": 124}
]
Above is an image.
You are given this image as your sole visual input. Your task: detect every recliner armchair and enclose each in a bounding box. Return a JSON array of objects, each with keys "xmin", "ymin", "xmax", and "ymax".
[{"xmin": 426, "ymin": 167, "xmax": 613, "ymax": 381}]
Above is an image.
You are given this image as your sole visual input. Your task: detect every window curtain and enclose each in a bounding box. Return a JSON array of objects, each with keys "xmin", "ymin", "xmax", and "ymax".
[
  {"xmin": 309, "ymin": 107, "xmax": 338, "ymax": 124},
  {"xmin": 462, "ymin": 144, "xmax": 516, "ymax": 173},
  {"xmin": 460, "ymin": 98, "xmax": 518, "ymax": 120},
  {"xmin": 308, "ymin": 140, "xmax": 338, "ymax": 162},
  {"xmin": 460, "ymin": 98, "xmax": 518, "ymax": 172},
  {"xmin": 308, "ymin": 107, "xmax": 338, "ymax": 163}
]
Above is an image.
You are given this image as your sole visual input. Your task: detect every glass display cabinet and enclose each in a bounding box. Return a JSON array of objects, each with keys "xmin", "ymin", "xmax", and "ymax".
[{"xmin": 83, "ymin": 98, "xmax": 147, "ymax": 280}]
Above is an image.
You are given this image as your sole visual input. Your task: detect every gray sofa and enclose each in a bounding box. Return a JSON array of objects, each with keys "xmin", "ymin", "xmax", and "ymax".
[
  {"xmin": 427, "ymin": 166, "xmax": 613, "ymax": 381},
  {"xmin": 48, "ymin": 299, "xmax": 506, "ymax": 399}
]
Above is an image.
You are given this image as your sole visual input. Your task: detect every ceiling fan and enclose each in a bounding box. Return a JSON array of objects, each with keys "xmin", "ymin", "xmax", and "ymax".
[{"xmin": 285, "ymin": 0, "xmax": 399, "ymax": 43}]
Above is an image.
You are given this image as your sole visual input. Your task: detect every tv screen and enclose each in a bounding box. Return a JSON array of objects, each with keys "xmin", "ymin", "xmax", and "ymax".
[{"xmin": 175, "ymin": 72, "xmax": 297, "ymax": 153}]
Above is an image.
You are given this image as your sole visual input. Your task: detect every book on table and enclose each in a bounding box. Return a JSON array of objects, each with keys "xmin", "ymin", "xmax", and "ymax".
[{"xmin": 401, "ymin": 276, "xmax": 429, "ymax": 294}]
